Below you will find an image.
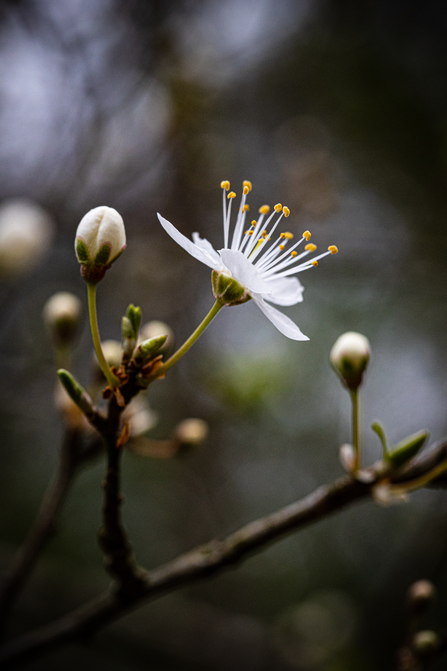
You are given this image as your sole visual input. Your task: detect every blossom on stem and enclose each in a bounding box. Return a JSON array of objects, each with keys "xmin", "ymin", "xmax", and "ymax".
[{"xmin": 158, "ymin": 181, "xmax": 338, "ymax": 340}]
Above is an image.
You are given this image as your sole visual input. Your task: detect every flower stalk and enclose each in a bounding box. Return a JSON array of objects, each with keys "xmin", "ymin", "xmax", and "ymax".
[
  {"xmin": 87, "ymin": 282, "xmax": 120, "ymax": 388},
  {"xmin": 152, "ymin": 299, "xmax": 224, "ymax": 378},
  {"xmin": 350, "ymin": 388, "xmax": 361, "ymax": 471}
]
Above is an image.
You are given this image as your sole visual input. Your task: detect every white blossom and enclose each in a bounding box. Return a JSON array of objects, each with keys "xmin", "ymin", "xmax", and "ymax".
[{"xmin": 158, "ymin": 181, "xmax": 338, "ymax": 340}]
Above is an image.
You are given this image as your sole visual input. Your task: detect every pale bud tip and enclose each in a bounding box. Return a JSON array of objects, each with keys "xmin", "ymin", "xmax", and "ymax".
[{"xmin": 330, "ymin": 331, "xmax": 371, "ymax": 390}]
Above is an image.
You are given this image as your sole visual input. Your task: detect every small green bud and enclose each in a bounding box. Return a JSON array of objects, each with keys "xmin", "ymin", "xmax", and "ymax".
[
  {"xmin": 126, "ymin": 304, "xmax": 141, "ymax": 337},
  {"xmin": 412, "ymin": 630, "xmax": 440, "ymax": 657},
  {"xmin": 133, "ymin": 335, "xmax": 167, "ymax": 366},
  {"xmin": 330, "ymin": 331, "xmax": 371, "ymax": 390},
  {"xmin": 211, "ymin": 270, "xmax": 251, "ymax": 307},
  {"xmin": 140, "ymin": 320, "xmax": 174, "ymax": 354},
  {"xmin": 43, "ymin": 292, "xmax": 82, "ymax": 347},
  {"xmin": 57, "ymin": 369, "xmax": 95, "ymax": 417},
  {"xmin": 122, "ymin": 316, "xmax": 136, "ymax": 358},
  {"xmin": 387, "ymin": 430, "xmax": 429, "ymax": 468}
]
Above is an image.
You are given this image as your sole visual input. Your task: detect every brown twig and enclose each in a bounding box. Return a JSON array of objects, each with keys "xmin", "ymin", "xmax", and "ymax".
[
  {"xmin": 0, "ymin": 472, "xmax": 373, "ymax": 668},
  {"xmin": 0, "ymin": 429, "xmax": 102, "ymax": 636}
]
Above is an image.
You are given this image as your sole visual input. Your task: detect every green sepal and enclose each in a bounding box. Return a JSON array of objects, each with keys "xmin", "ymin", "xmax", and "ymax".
[
  {"xmin": 133, "ymin": 335, "xmax": 167, "ymax": 365},
  {"xmin": 125, "ymin": 304, "xmax": 142, "ymax": 338},
  {"xmin": 94, "ymin": 243, "xmax": 111, "ymax": 265},
  {"xmin": 76, "ymin": 238, "xmax": 90, "ymax": 264},
  {"xmin": 387, "ymin": 430, "xmax": 429, "ymax": 468},
  {"xmin": 211, "ymin": 270, "xmax": 251, "ymax": 306},
  {"xmin": 58, "ymin": 369, "xmax": 95, "ymax": 417}
]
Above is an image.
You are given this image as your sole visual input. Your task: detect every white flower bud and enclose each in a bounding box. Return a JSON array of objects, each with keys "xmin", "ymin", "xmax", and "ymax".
[
  {"xmin": 0, "ymin": 198, "xmax": 54, "ymax": 276},
  {"xmin": 330, "ymin": 331, "xmax": 371, "ymax": 390},
  {"xmin": 75, "ymin": 206, "xmax": 126, "ymax": 283},
  {"xmin": 92, "ymin": 339, "xmax": 122, "ymax": 374},
  {"xmin": 43, "ymin": 292, "xmax": 82, "ymax": 346},
  {"xmin": 173, "ymin": 418, "xmax": 209, "ymax": 449}
]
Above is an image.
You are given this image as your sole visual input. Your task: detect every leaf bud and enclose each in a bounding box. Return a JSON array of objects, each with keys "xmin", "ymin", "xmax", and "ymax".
[
  {"xmin": 57, "ymin": 369, "xmax": 95, "ymax": 418},
  {"xmin": 139, "ymin": 320, "xmax": 174, "ymax": 354},
  {"xmin": 133, "ymin": 335, "xmax": 167, "ymax": 366},
  {"xmin": 330, "ymin": 331, "xmax": 371, "ymax": 390},
  {"xmin": 387, "ymin": 430, "xmax": 429, "ymax": 468},
  {"xmin": 75, "ymin": 206, "xmax": 126, "ymax": 283},
  {"xmin": 43, "ymin": 291, "xmax": 82, "ymax": 347},
  {"xmin": 211, "ymin": 270, "xmax": 251, "ymax": 307}
]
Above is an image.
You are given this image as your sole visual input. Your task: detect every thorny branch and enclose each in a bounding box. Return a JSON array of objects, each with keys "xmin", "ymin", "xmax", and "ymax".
[{"xmin": 1, "ymin": 439, "xmax": 447, "ymax": 669}]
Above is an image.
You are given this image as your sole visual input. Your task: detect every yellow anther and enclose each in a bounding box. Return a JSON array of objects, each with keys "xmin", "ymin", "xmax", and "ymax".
[
  {"xmin": 243, "ymin": 186, "xmax": 249, "ymax": 195},
  {"xmin": 284, "ymin": 232, "xmax": 294, "ymax": 239},
  {"xmin": 312, "ymin": 260, "xmax": 318, "ymax": 267},
  {"xmin": 251, "ymin": 220, "xmax": 257, "ymax": 226},
  {"xmin": 279, "ymin": 244, "xmax": 285, "ymax": 251},
  {"xmin": 328, "ymin": 245, "xmax": 338, "ymax": 254},
  {"xmin": 283, "ymin": 206, "xmax": 290, "ymax": 218},
  {"xmin": 305, "ymin": 243, "xmax": 317, "ymax": 252},
  {"xmin": 291, "ymin": 251, "xmax": 298, "ymax": 257},
  {"xmin": 247, "ymin": 231, "xmax": 253, "ymax": 236},
  {"xmin": 243, "ymin": 180, "xmax": 252, "ymax": 191},
  {"xmin": 221, "ymin": 180, "xmax": 230, "ymax": 190},
  {"xmin": 242, "ymin": 204, "xmax": 249, "ymax": 212},
  {"xmin": 262, "ymin": 230, "xmax": 267, "ymax": 236},
  {"xmin": 259, "ymin": 205, "xmax": 270, "ymax": 215},
  {"xmin": 227, "ymin": 191, "xmax": 236, "ymax": 199},
  {"xmin": 303, "ymin": 230, "xmax": 311, "ymax": 241},
  {"xmin": 274, "ymin": 203, "xmax": 282, "ymax": 213}
]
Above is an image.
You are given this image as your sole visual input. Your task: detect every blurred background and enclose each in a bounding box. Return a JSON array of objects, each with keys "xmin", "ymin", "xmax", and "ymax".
[{"xmin": 1, "ymin": 0, "xmax": 447, "ymax": 669}]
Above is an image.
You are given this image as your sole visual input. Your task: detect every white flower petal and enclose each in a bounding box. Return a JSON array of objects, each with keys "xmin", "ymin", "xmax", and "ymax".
[
  {"xmin": 192, "ymin": 232, "xmax": 221, "ymax": 265},
  {"xmin": 263, "ymin": 276, "xmax": 304, "ymax": 306},
  {"xmin": 157, "ymin": 214, "xmax": 220, "ymax": 270},
  {"xmin": 219, "ymin": 249, "xmax": 272, "ymax": 294},
  {"xmin": 252, "ymin": 295, "xmax": 309, "ymax": 341}
]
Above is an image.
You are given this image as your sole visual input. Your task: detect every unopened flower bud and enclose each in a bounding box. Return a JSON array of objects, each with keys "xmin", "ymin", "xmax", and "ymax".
[
  {"xmin": 43, "ymin": 292, "xmax": 82, "ymax": 346},
  {"xmin": 330, "ymin": 332, "xmax": 371, "ymax": 390},
  {"xmin": 93, "ymin": 339, "xmax": 122, "ymax": 375},
  {"xmin": 211, "ymin": 270, "xmax": 251, "ymax": 307},
  {"xmin": 0, "ymin": 198, "xmax": 54, "ymax": 276},
  {"xmin": 407, "ymin": 580, "xmax": 436, "ymax": 613},
  {"xmin": 173, "ymin": 418, "xmax": 209, "ymax": 449},
  {"xmin": 412, "ymin": 630, "xmax": 440, "ymax": 657},
  {"xmin": 75, "ymin": 206, "xmax": 126, "ymax": 283},
  {"xmin": 140, "ymin": 320, "xmax": 174, "ymax": 354}
]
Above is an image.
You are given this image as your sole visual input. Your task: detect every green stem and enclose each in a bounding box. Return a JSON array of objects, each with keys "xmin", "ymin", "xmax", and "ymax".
[
  {"xmin": 155, "ymin": 299, "xmax": 224, "ymax": 378},
  {"xmin": 87, "ymin": 282, "xmax": 120, "ymax": 388},
  {"xmin": 350, "ymin": 388, "xmax": 361, "ymax": 471}
]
